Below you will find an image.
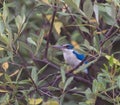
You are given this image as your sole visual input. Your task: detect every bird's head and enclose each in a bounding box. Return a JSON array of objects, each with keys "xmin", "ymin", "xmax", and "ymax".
[{"xmin": 53, "ymin": 44, "xmax": 74, "ymax": 51}]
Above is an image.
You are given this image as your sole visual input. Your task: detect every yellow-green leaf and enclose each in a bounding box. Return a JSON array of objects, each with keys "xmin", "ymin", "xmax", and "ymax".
[
  {"xmin": 43, "ymin": 100, "xmax": 59, "ymax": 105},
  {"xmin": 54, "ymin": 21, "xmax": 63, "ymax": 35},
  {"xmin": 0, "ymin": 47, "xmax": 4, "ymax": 51},
  {"xmin": 42, "ymin": 0, "xmax": 50, "ymax": 5},
  {"xmin": 28, "ymin": 98, "xmax": 43, "ymax": 105},
  {"xmin": 105, "ymin": 55, "xmax": 120, "ymax": 66}
]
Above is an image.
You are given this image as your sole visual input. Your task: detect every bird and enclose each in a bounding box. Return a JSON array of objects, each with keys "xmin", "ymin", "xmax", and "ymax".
[{"xmin": 53, "ymin": 44, "xmax": 88, "ymax": 73}]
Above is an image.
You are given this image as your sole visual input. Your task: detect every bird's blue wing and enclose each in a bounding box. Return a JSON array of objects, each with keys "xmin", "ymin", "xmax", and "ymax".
[
  {"xmin": 73, "ymin": 51, "xmax": 85, "ymax": 61},
  {"xmin": 73, "ymin": 51, "xmax": 88, "ymax": 73}
]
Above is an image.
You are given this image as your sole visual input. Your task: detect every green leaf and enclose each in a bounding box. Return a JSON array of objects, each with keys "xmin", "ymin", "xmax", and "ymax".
[
  {"xmin": 4, "ymin": 73, "xmax": 12, "ymax": 83},
  {"xmin": 3, "ymin": 2, "xmax": 9, "ymax": 22},
  {"xmin": 102, "ymin": 12, "xmax": 116, "ymax": 26},
  {"xmin": 83, "ymin": 39, "xmax": 98, "ymax": 52},
  {"xmin": 92, "ymin": 78, "xmax": 106, "ymax": 93},
  {"xmin": 27, "ymin": 37, "xmax": 37, "ymax": 46},
  {"xmin": 79, "ymin": 102, "xmax": 88, "ymax": 105},
  {"xmin": 16, "ymin": 68, "xmax": 23, "ymax": 82},
  {"xmin": 92, "ymin": 79, "xmax": 98, "ymax": 93},
  {"xmin": 93, "ymin": 3, "xmax": 99, "ymax": 23},
  {"xmin": 105, "ymin": 55, "xmax": 120, "ymax": 66},
  {"xmin": 15, "ymin": 99, "xmax": 19, "ymax": 105},
  {"xmin": 60, "ymin": 94, "xmax": 65, "ymax": 105},
  {"xmin": 74, "ymin": 0, "xmax": 80, "ymax": 8},
  {"xmin": 109, "ymin": 55, "xmax": 114, "ymax": 67},
  {"xmin": 97, "ymin": 76, "xmax": 106, "ymax": 90},
  {"xmin": 19, "ymin": 41, "xmax": 32, "ymax": 53},
  {"xmin": 0, "ymin": 93, "xmax": 10, "ymax": 104},
  {"xmin": 0, "ymin": 57, "xmax": 10, "ymax": 63},
  {"xmin": 60, "ymin": 67, "xmax": 66, "ymax": 84},
  {"xmin": 98, "ymin": 94, "xmax": 114, "ymax": 104},
  {"xmin": 15, "ymin": 15, "xmax": 23, "ymax": 31},
  {"xmin": 80, "ymin": 26, "xmax": 90, "ymax": 34},
  {"xmin": 0, "ymin": 34, "xmax": 9, "ymax": 45},
  {"xmin": 0, "ymin": 21, "xmax": 5, "ymax": 34},
  {"xmin": 93, "ymin": 35, "xmax": 100, "ymax": 51},
  {"xmin": 63, "ymin": 77, "xmax": 73, "ymax": 91},
  {"xmin": 57, "ymin": 36, "xmax": 67, "ymax": 45},
  {"xmin": 59, "ymin": 81, "xmax": 65, "ymax": 89},
  {"xmin": 105, "ymin": 5, "xmax": 115, "ymax": 19},
  {"xmin": 85, "ymin": 88, "xmax": 93, "ymax": 99},
  {"xmin": 113, "ymin": 0, "xmax": 120, "ymax": 7},
  {"xmin": 37, "ymin": 64, "xmax": 48, "ymax": 75},
  {"xmin": 35, "ymin": 29, "xmax": 44, "ymax": 55},
  {"xmin": 15, "ymin": 14, "xmax": 26, "ymax": 34},
  {"xmin": 86, "ymin": 99, "xmax": 96, "ymax": 104},
  {"xmin": 37, "ymin": 29, "xmax": 44, "ymax": 46},
  {"xmin": 57, "ymin": 12, "xmax": 78, "ymax": 17},
  {"xmin": 103, "ymin": 64, "xmax": 109, "ymax": 72},
  {"xmin": 83, "ymin": 0, "xmax": 93, "ymax": 20},
  {"xmin": 64, "ymin": 0, "xmax": 88, "ymax": 19},
  {"xmin": 31, "ymin": 67, "xmax": 38, "ymax": 84},
  {"xmin": 117, "ymin": 76, "xmax": 120, "ymax": 89},
  {"xmin": 84, "ymin": 39, "xmax": 90, "ymax": 47},
  {"xmin": 18, "ymin": 80, "xmax": 30, "ymax": 85}
]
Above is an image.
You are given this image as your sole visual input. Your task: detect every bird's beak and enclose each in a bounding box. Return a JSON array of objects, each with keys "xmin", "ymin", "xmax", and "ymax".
[{"xmin": 52, "ymin": 45, "xmax": 63, "ymax": 50}]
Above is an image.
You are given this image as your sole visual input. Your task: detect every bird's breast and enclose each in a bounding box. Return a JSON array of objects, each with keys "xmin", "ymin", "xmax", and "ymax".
[{"xmin": 63, "ymin": 50, "xmax": 81, "ymax": 67}]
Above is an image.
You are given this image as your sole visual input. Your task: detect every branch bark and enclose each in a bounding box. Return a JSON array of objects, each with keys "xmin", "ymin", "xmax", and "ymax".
[{"xmin": 44, "ymin": 3, "xmax": 57, "ymax": 59}]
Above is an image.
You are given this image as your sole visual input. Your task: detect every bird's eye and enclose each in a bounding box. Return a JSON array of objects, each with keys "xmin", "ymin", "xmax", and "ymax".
[
  {"xmin": 65, "ymin": 44, "xmax": 74, "ymax": 49},
  {"xmin": 65, "ymin": 45, "xmax": 69, "ymax": 48}
]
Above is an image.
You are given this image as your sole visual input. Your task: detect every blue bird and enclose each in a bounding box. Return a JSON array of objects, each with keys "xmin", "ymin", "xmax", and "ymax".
[{"xmin": 53, "ymin": 44, "xmax": 88, "ymax": 73}]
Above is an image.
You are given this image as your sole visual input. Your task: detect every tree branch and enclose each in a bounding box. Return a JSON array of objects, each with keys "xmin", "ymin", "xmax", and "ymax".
[
  {"xmin": 100, "ymin": 25, "xmax": 119, "ymax": 48},
  {"xmin": 44, "ymin": 3, "xmax": 57, "ymax": 59}
]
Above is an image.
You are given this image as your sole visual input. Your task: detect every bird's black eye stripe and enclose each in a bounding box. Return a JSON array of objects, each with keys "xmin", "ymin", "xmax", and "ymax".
[
  {"xmin": 64, "ymin": 45, "xmax": 70, "ymax": 49},
  {"xmin": 64, "ymin": 44, "xmax": 74, "ymax": 49},
  {"xmin": 66, "ymin": 45, "xmax": 69, "ymax": 48}
]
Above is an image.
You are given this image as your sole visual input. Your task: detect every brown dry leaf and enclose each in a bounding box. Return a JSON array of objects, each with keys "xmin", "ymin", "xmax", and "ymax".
[
  {"xmin": 89, "ymin": 18, "xmax": 97, "ymax": 23},
  {"xmin": 0, "ymin": 89, "xmax": 8, "ymax": 93},
  {"xmin": 95, "ymin": 30, "xmax": 107, "ymax": 35},
  {"xmin": 0, "ymin": 72, "xmax": 3, "ymax": 77},
  {"xmin": 2, "ymin": 62, "xmax": 9, "ymax": 72},
  {"xmin": 71, "ymin": 41, "xmax": 80, "ymax": 49},
  {"xmin": 10, "ymin": 70, "xmax": 19, "ymax": 77}
]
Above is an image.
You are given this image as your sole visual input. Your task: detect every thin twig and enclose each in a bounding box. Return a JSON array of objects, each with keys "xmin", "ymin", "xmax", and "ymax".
[
  {"xmin": 44, "ymin": 3, "xmax": 57, "ymax": 59},
  {"xmin": 63, "ymin": 2, "xmax": 86, "ymax": 39},
  {"xmin": 100, "ymin": 25, "xmax": 119, "ymax": 48},
  {"xmin": 32, "ymin": 58, "xmax": 60, "ymax": 70},
  {"xmin": 15, "ymin": 50, "xmax": 43, "ymax": 97},
  {"xmin": 68, "ymin": 73, "xmax": 92, "ymax": 86}
]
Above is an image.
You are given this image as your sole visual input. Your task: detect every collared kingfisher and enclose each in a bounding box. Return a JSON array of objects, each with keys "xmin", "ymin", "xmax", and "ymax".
[{"xmin": 53, "ymin": 44, "xmax": 88, "ymax": 73}]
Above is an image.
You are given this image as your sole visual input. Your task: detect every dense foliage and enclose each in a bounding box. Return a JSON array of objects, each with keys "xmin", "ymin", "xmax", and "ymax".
[{"xmin": 0, "ymin": 0, "xmax": 120, "ymax": 105}]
